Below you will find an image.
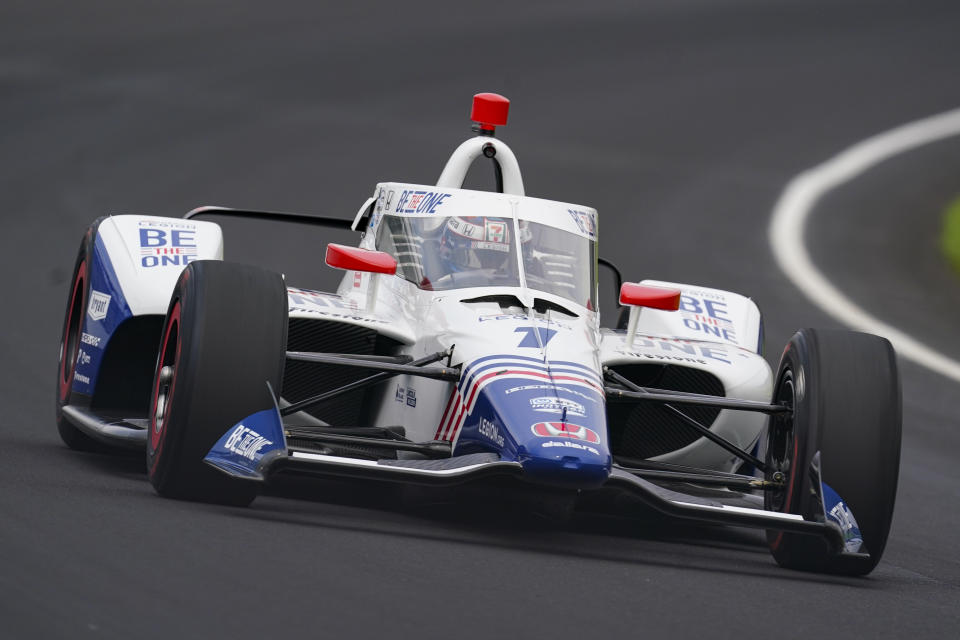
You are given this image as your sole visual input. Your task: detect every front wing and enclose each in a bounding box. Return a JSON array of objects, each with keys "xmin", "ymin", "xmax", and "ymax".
[{"xmin": 203, "ymin": 398, "xmax": 859, "ymax": 558}]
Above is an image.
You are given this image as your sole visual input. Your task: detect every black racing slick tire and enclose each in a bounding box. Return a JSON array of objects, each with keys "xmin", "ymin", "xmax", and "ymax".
[
  {"xmin": 55, "ymin": 219, "xmax": 107, "ymax": 451},
  {"xmin": 764, "ymin": 328, "xmax": 901, "ymax": 575},
  {"xmin": 146, "ymin": 260, "xmax": 288, "ymax": 506}
]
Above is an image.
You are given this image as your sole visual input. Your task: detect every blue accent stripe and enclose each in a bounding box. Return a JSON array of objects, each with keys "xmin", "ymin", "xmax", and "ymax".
[
  {"xmin": 459, "ymin": 361, "xmax": 602, "ymax": 392},
  {"xmin": 458, "ymin": 355, "xmax": 603, "ymax": 393},
  {"xmin": 461, "ymin": 353, "xmax": 601, "ymax": 379}
]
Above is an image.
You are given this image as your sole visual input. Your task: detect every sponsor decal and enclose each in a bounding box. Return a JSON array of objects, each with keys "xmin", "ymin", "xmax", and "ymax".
[
  {"xmin": 76, "ymin": 348, "xmax": 91, "ymax": 366},
  {"xmin": 394, "ymin": 190, "xmax": 451, "ymax": 214},
  {"xmin": 434, "ymin": 356, "xmax": 604, "ymax": 443},
  {"xmin": 486, "ymin": 221, "xmax": 506, "ymax": 243},
  {"xmin": 478, "ymin": 312, "xmax": 527, "ymax": 322},
  {"xmin": 73, "ymin": 371, "xmax": 91, "ymax": 385},
  {"xmin": 138, "ymin": 219, "xmax": 196, "ymax": 228},
  {"xmin": 80, "ymin": 333, "xmax": 101, "ymax": 348},
  {"xmin": 289, "ymin": 308, "xmax": 390, "ymax": 324},
  {"xmin": 138, "ymin": 222, "xmax": 198, "ymax": 268},
  {"xmin": 504, "ymin": 384, "xmax": 599, "ymax": 403},
  {"xmin": 541, "ymin": 440, "xmax": 600, "ymax": 456},
  {"xmin": 287, "ymin": 288, "xmax": 356, "ymax": 310},
  {"xmin": 530, "ymin": 397, "xmax": 586, "ymax": 417},
  {"xmin": 478, "ymin": 418, "xmax": 504, "ymax": 446},
  {"xmin": 679, "ymin": 288, "xmax": 725, "ymax": 301},
  {"xmin": 678, "ymin": 295, "xmax": 738, "ymax": 344},
  {"xmin": 472, "ymin": 240, "xmax": 509, "ymax": 253},
  {"xmin": 617, "ymin": 335, "xmax": 733, "ymax": 365},
  {"xmin": 224, "ymin": 425, "xmax": 273, "ymax": 461},
  {"xmin": 531, "ymin": 421, "xmax": 600, "ymax": 444},
  {"xmin": 204, "ymin": 408, "xmax": 284, "ymax": 478},
  {"xmin": 567, "ymin": 209, "xmax": 597, "ymax": 239},
  {"xmin": 287, "ymin": 288, "xmax": 389, "ymax": 324},
  {"xmin": 447, "ymin": 218, "xmax": 479, "ymax": 240},
  {"xmin": 394, "ymin": 385, "xmax": 416, "ymax": 407},
  {"xmin": 476, "ymin": 313, "xmax": 574, "ymax": 330},
  {"xmin": 617, "ymin": 349, "xmax": 707, "ymax": 365},
  {"xmin": 829, "ymin": 502, "xmax": 859, "ymax": 537},
  {"xmin": 447, "ymin": 219, "xmax": 509, "ymax": 251},
  {"xmin": 823, "ymin": 483, "xmax": 864, "ymax": 553},
  {"xmin": 87, "ymin": 290, "xmax": 111, "ymax": 321}
]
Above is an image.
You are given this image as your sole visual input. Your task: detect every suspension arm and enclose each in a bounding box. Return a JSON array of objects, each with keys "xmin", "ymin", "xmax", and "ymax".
[
  {"xmin": 604, "ymin": 367, "xmax": 773, "ymax": 473},
  {"xmin": 286, "ymin": 351, "xmax": 460, "ymax": 381}
]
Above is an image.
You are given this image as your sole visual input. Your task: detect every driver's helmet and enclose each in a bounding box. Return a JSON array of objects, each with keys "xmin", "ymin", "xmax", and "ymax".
[{"xmin": 439, "ymin": 216, "xmax": 514, "ymax": 273}]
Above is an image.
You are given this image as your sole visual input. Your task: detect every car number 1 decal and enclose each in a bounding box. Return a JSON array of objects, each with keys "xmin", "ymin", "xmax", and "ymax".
[{"xmin": 515, "ymin": 326, "xmax": 557, "ymax": 348}]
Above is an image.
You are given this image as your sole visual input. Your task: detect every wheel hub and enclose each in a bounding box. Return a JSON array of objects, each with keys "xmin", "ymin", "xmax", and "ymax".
[{"xmin": 154, "ymin": 365, "xmax": 174, "ymax": 433}]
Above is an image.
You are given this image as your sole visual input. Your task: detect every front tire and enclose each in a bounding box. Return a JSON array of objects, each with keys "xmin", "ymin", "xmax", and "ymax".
[
  {"xmin": 765, "ymin": 328, "xmax": 901, "ymax": 575},
  {"xmin": 56, "ymin": 220, "xmax": 107, "ymax": 451},
  {"xmin": 147, "ymin": 260, "xmax": 288, "ymax": 506}
]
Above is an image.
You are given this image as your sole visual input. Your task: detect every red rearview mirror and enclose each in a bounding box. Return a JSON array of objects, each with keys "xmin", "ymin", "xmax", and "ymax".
[
  {"xmin": 619, "ymin": 282, "xmax": 681, "ymax": 311},
  {"xmin": 325, "ymin": 244, "xmax": 397, "ymax": 275}
]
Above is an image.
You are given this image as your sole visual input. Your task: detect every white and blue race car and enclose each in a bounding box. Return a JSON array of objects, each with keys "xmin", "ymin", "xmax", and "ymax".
[{"xmin": 56, "ymin": 93, "xmax": 901, "ymax": 575}]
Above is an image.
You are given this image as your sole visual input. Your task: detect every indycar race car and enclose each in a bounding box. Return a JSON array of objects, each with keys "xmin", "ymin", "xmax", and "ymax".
[{"xmin": 56, "ymin": 93, "xmax": 901, "ymax": 575}]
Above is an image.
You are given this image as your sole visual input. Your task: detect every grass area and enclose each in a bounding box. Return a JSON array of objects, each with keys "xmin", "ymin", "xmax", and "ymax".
[{"xmin": 942, "ymin": 195, "xmax": 960, "ymax": 274}]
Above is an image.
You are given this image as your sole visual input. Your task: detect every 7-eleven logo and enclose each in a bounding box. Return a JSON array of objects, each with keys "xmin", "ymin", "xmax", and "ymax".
[{"xmin": 486, "ymin": 221, "xmax": 506, "ymax": 244}]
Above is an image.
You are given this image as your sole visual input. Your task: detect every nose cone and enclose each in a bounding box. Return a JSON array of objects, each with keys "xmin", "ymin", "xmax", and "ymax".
[{"xmin": 452, "ymin": 356, "xmax": 612, "ymax": 489}]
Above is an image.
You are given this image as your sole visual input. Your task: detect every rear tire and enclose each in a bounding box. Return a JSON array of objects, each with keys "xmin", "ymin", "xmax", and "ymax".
[
  {"xmin": 147, "ymin": 260, "xmax": 288, "ymax": 506},
  {"xmin": 765, "ymin": 328, "xmax": 901, "ymax": 575},
  {"xmin": 55, "ymin": 220, "xmax": 108, "ymax": 451}
]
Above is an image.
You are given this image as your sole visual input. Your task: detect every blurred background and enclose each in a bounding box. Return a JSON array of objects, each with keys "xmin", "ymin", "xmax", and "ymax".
[{"xmin": 3, "ymin": 1, "xmax": 960, "ymax": 637}]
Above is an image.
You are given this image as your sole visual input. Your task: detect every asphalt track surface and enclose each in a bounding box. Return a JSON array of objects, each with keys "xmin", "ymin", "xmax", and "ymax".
[{"xmin": 2, "ymin": 1, "xmax": 960, "ymax": 637}]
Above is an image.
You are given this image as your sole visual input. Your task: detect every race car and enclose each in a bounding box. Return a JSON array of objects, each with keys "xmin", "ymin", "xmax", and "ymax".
[{"xmin": 56, "ymin": 93, "xmax": 901, "ymax": 575}]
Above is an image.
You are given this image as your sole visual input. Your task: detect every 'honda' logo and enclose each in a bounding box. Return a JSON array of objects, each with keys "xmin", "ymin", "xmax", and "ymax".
[{"xmin": 530, "ymin": 421, "xmax": 600, "ymax": 443}]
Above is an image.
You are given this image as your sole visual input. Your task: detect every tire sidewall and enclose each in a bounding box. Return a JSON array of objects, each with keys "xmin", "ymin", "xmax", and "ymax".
[
  {"xmin": 57, "ymin": 248, "xmax": 88, "ymax": 413},
  {"xmin": 765, "ymin": 331, "xmax": 827, "ymax": 563},
  {"xmin": 765, "ymin": 328, "xmax": 901, "ymax": 575},
  {"xmin": 147, "ymin": 266, "xmax": 205, "ymax": 492},
  {"xmin": 146, "ymin": 261, "xmax": 287, "ymax": 505},
  {"xmin": 55, "ymin": 221, "xmax": 105, "ymax": 450}
]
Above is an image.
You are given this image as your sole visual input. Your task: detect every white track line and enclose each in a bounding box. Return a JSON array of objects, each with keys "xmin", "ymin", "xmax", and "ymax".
[{"xmin": 769, "ymin": 107, "xmax": 960, "ymax": 383}]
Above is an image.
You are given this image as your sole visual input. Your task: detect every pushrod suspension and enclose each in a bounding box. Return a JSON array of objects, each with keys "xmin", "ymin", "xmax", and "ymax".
[
  {"xmin": 280, "ymin": 351, "xmax": 454, "ymax": 417},
  {"xmin": 604, "ymin": 382, "xmax": 790, "ymax": 415},
  {"xmin": 604, "ymin": 367, "xmax": 771, "ymax": 473},
  {"xmin": 286, "ymin": 351, "xmax": 460, "ymax": 381},
  {"xmin": 614, "ymin": 465, "xmax": 780, "ymax": 491}
]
